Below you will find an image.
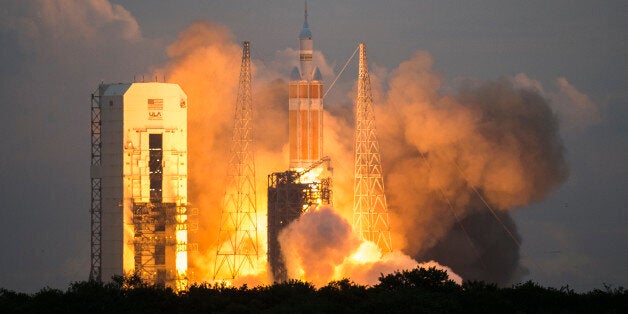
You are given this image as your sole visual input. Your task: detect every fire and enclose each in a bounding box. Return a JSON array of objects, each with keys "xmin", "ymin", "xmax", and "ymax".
[
  {"xmin": 292, "ymin": 164, "xmax": 324, "ymax": 184},
  {"xmin": 210, "ymin": 213, "xmax": 269, "ymax": 286},
  {"xmin": 175, "ymin": 229, "xmax": 188, "ymax": 275},
  {"xmin": 349, "ymin": 241, "xmax": 382, "ymax": 265}
]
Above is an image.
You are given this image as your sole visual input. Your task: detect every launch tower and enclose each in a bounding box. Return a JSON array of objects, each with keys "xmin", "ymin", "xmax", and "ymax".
[
  {"xmin": 267, "ymin": 158, "xmax": 332, "ymax": 282},
  {"xmin": 90, "ymin": 82, "xmax": 193, "ymax": 290}
]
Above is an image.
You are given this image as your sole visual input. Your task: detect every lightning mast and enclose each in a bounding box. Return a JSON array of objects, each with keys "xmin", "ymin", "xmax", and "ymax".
[
  {"xmin": 353, "ymin": 43, "xmax": 392, "ymax": 254},
  {"xmin": 214, "ymin": 41, "xmax": 259, "ymax": 280}
]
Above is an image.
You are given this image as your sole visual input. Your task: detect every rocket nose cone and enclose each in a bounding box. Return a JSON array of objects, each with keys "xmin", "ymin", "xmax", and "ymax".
[{"xmin": 300, "ymin": 25, "xmax": 312, "ymax": 39}]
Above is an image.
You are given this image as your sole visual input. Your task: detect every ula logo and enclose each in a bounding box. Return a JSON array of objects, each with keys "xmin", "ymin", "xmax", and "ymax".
[{"xmin": 148, "ymin": 99, "xmax": 163, "ymax": 120}]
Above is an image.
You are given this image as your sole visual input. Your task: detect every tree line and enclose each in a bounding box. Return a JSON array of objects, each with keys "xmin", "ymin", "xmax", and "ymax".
[{"xmin": 1, "ymin": 266, "xmax": 626, "ymax": 313}]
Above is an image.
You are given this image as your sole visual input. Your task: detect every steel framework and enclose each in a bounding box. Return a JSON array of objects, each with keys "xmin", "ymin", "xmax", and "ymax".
[
  {"xmin": 353, "ymin": 43, "xmax": 392, "ymax": 253},
  {"xmin": 127, "ymin": 140, "xmax": 197, "ymax": 290},
  {"xmin": 214, "ymin": 41, "xmax": 260, "ymax": 280},
  {"xmin": 132, "ymin": 202, "xmax": 176, "ymax": 285},
  {"xmin": 90, "ymin": 87, "xmax": 102, "ymax": 282},
  {"xmin": 132, "ymin": 202, "xmax": 196, "ymax": 289},
  {"xmin": 267, "ymin": 158, "xmax": 333, "ymax": 282}
]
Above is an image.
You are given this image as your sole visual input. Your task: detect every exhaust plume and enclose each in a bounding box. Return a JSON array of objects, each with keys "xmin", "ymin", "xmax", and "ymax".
[{"xmin": 279, "ymin": 206, "xmax": 462, "ymax": 286}]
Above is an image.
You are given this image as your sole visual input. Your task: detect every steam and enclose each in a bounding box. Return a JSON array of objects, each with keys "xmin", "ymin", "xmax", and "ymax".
[{"xmin": 279, "ymin": 206, "xmax": 462, "ymax": 286}]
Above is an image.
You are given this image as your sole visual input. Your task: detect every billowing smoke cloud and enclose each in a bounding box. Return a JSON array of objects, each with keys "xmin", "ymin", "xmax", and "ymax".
[
  {"xmin": 511, "ymin": 73, "xmax": 601, "ymax": 132},
  {"xmin": 375, "ymin": 51, "xmax": 569, "ymax": 284},
  {"xmin": 279, "ymin": 206, "xmax": 361, "ymax": 285},
  {"xmin": 156, "ymin": 21, "xmax": 572, "ymax": 286},
  {"xmin": 279, "ymin": 206, "xmax": 462, "ymax": 287},
  {"xmin": 421, "ymin": 209, "xmax": 525, "ymax": 285}
]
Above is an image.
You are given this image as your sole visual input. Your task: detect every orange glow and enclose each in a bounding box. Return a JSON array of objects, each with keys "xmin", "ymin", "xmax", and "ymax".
[
  {"xmin": 349, "ymin": 241, "xmax": 382, "ymax": 265},
  {"xmin": 154, "ymin": 23, "xmax": 366, "ymax": 285},
  {"xmin": 175, "ymin": 228, "xmax": 188, "ymax": 275}
]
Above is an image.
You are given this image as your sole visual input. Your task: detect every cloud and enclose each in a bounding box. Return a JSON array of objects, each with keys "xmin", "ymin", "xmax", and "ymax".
[{"xmin": 1, "ymin": 0, "xmax": 142, "ymax": 62}]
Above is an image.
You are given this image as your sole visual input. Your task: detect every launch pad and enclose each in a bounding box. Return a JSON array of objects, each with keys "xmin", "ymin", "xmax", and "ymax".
[{"xmin": 90, "ymin": 3, "xmax": 391, "ymax": 287}]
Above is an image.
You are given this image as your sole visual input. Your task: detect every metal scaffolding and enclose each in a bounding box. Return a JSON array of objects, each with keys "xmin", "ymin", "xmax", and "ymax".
[
  {"xmin": 90, "ymin": 87, "xmax": 102, "ymax": 282},
  {"xmin": 214, "ymin": 41, "xmax": 260, "ymax": 280},
  {"xmin": 267, "ymin": 158, "xmax": 332, "ymax": 282},
  {"xmin": 132, "ymin": 202, "xmax": 196, "ymax": 288},
  {"xmin": 353, "ymin": 43, "xmax": 392, "ymax": 254},
  {"xmin": 132, "ymin": 202, "xmax": 175, "ymax": 285},
  {"xmin": 127, "ymin": 141, "xmax": 197, "ymax": 289}
]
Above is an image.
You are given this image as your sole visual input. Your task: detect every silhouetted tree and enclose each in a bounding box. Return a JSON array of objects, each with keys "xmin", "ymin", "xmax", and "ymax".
[{"xmin": 1, "ymin": 271, "xmax": 627, "ymax": 313}]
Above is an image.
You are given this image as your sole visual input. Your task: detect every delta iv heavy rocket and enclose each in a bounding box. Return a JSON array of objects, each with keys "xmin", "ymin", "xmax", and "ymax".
[{"xmin": 289, "ymin": 4, "xmax": 324, "ymax": 170}]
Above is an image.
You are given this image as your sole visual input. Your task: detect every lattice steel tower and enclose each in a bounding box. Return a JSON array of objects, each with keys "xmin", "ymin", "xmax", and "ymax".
[
  {"xmin": 90, "ymin": 86, "xmax": 103, "ymax": 282},
  {"xmin": 353, "ymin": 43, "xmax": 392, "ymax": 254},
  {"xmin": 214, "ymin": 41, "xmax": 259, "ymax": 280}
]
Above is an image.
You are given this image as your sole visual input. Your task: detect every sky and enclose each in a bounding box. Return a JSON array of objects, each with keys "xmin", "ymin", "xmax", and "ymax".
[{"xmin": 0, "ymin": 0, "xmax": 626, "ymax": 292}]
